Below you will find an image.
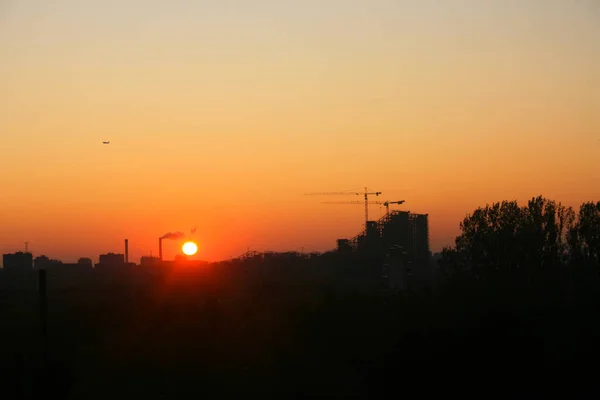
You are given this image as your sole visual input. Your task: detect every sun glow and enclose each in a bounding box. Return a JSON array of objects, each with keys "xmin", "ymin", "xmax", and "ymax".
[{"xmin": 182, "ymin": 241, "xmax": 198, "ymax": 256}]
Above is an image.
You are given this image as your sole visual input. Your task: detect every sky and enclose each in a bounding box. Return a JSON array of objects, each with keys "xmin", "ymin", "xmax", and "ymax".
[{"xmin": 1, "ymin": 0, "xmax": 599, "ymax": 263}]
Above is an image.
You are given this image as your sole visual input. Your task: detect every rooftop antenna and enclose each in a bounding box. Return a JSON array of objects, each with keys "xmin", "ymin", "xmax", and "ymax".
[{"xmin": 25, "ymin": 241, "xmax": 29, "ymax": 253}]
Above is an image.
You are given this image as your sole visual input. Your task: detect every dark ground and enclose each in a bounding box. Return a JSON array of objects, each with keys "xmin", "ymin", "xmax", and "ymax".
[{"xmin": 1, "ymin": 266, "xmax": 599, "ymax": 399}]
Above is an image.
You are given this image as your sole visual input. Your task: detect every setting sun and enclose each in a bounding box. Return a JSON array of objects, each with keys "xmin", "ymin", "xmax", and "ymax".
[{"xmin": 182, "ymin": 241, "xmax": 198, "ymax": 256}]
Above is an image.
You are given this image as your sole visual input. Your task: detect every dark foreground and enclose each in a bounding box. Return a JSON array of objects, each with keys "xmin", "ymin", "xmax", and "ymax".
[{"xmin": 1, "ymin": 266, "xmax": 600, "ymax": 399}]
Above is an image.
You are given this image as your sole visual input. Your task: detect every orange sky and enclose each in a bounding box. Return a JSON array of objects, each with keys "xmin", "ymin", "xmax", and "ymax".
[{"xmin": 1, "ymin": 0, "xmax": 599, "ymax": 263}]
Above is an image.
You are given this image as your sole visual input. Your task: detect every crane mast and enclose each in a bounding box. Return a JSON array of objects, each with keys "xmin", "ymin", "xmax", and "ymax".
[{"xmin": 362, "ymin": 188, "xmax": 382, "ymax": 224}]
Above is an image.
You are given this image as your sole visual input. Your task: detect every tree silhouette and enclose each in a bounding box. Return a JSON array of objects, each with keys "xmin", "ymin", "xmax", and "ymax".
[
  {"xmin": 444, "ymin": 198, "xmax": 564, "ymax": 284},
  {"xmin": 440, "ymin": 196, "xmax": 600, "ymax": 307},
  {"xmin": 575, "ymin": 201, "xmax": 600, "ymax": 268}
]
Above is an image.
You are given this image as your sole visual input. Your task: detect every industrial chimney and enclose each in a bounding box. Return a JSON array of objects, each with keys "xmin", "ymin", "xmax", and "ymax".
[
  {"xmin": 159, "ymin": 238, "xmax": 163, "ymax": 261},
  {"xmin": 124, "ymin": 239, "xmax": 129, "ymax": 264}
]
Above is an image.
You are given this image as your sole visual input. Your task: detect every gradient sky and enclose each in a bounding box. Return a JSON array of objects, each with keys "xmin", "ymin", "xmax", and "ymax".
[{"xmin": 1, "ymin": 0, "xmax": 599, "ymax": 263}]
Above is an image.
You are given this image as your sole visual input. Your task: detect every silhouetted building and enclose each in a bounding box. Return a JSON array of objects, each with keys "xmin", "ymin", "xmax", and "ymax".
[
  {"xmin": 171, "ymin": 254, "xmax": 196, "ymax": 267},
  {"xmin": 99, "ymin": 253, "xmax": 125, "ymax": 265},
  {"xmin": 95, "ymin": 253, "xmax": 126, "ymax": 271},
  {"xmin": 140, "ymin": 256, "xmax": 161, "ymax": 267},
  {"xmin": 38, "ymin": 259, "xmax": 94, "ymax": 289},
  {"xmin": 34, "ymin": 255, "xmax": 61, "ymax": 269},
  {"xmin": 361, "ymin": 221, "xmax": 382, "ymax": 254},
  {"xmin": 339, "ymin": 210, "xmax": 431, "ymax": 266},
  {"xmin": 78, "ymin": 257, "xmax": 93, "ymax": 266},
  {"xmin": 382, "ymin": 211, "xmax": 412, "ymax": 255},
  {"xmin": 337, "ymin": 239, "xmax": 351, "ymax": 253},
  {"xmin": 34, "ymin": 255, "xmax": 94, "ymax": 273},
  {"xmin": 2, "ymin": 252, "xmax": 33, "ymax": 271}
]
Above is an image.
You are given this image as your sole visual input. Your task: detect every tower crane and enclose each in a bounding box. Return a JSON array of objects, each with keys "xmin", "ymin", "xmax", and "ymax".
[
  {"xmin": 305, "ymin": 187, "xmax": 382, "ymax": 227},
  {"xmin": 382, "ymin": 200, "xmax": 405, "ymax": 215},
  {"xmin": 323, "ymin": 200, "xmax": 406, "ymax": 217}
]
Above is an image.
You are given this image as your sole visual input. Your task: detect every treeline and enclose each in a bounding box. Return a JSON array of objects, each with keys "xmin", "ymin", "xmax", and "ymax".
[
  {"xmin": 422, "ymin": 196, "xmax": 600, "ymax": 392},
  {"xmin": 440, "ymin": 196, "xmax": 600, "ymax": 290}
]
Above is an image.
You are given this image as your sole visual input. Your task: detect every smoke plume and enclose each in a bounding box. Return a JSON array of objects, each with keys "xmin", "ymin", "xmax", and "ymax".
[{"xmin": 160, "ymin": 232, "xmax": 185, "ymax": 240}]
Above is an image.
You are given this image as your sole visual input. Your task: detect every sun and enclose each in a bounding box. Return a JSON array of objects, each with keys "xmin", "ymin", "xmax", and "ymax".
[{"xmin": 182, "ymin": 241, "xmax": 198, "ymax": 256}]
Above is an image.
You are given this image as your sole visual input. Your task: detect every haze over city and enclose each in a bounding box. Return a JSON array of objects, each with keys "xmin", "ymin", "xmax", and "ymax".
[{"xmin": 1, "ymin": 0, "xmax": 599, "ymax": 262}]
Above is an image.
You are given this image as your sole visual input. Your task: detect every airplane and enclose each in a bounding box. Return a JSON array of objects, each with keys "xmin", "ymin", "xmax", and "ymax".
[{"xmin": 103, "ymin": 141, "xmax": 110, "ymax": 144}]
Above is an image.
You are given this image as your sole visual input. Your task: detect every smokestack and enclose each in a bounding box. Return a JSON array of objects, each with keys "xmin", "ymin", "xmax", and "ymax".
[
  {"xmin": 158, "ymin": 232, "xmax": 184, "ymax": 261},
  {"xmin": 159, "ymin": 238, "xmax": 163, "ymax": 261},
  {"xmin": 125, "ymin": 239, "xmax": 129, "ymax": 264}
]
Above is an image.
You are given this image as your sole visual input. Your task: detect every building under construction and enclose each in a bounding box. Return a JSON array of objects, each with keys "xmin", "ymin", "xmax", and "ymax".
[
  {"xmin": 336, "ymin": 210, "xmax": 431, "ymax": 265},
  {"xmin": 228, "ymin": 210, "xmax": 431, "ymax": 267}
]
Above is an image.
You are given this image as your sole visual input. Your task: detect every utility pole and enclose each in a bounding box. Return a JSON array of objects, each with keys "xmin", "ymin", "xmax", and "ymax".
[{"xmin": 39, "ymin": 269, "xmax": 48, "ymax": 366}]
